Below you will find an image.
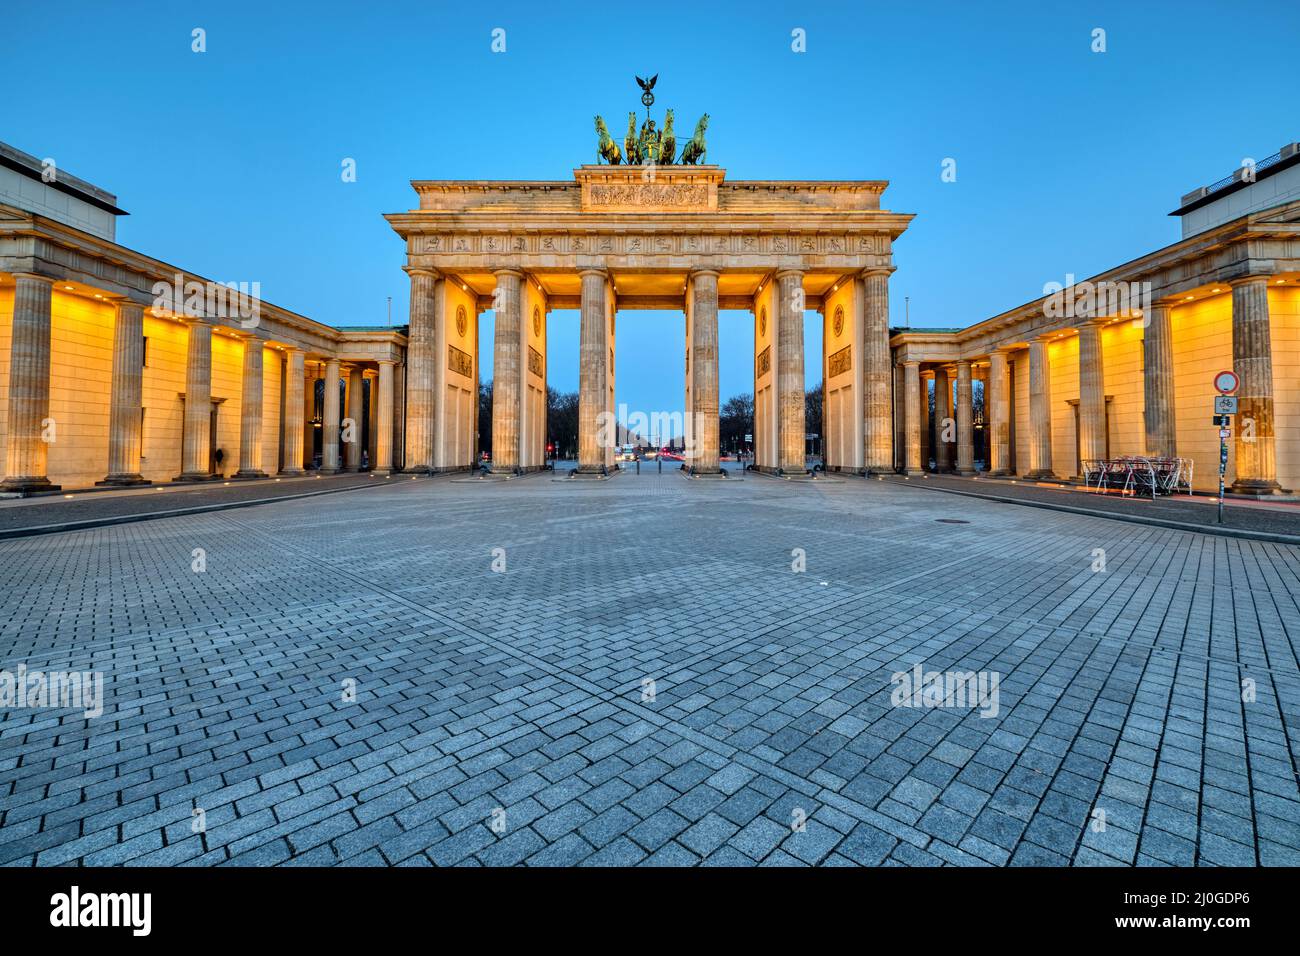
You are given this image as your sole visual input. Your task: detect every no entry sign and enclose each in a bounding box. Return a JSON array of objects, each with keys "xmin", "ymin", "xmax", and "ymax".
[{"xmin": 1214, "ymin": 370, "xmax": 1239, "ymax": 394}]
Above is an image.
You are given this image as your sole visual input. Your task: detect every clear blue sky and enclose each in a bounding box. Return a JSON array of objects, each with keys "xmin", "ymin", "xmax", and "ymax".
[{"xmin": 7, "ymin": 1, "xmax": 1296, "ymax": 418}]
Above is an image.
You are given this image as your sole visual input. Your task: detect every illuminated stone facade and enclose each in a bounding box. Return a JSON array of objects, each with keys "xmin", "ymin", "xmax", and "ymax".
[{"xmin": 4, "ymin": 143, "xmax": 1299, "ymax": 496}]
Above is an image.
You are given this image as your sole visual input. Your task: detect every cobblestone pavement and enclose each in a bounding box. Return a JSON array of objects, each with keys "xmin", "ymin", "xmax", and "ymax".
[
  {"xmin": 1, "ymin": 470, "xmax": 1297, "ymax": 867},
  {"xmin": 0, "ymin": 472, "xmax": 391, "ymax": 535},
  {"xmin": 884, "ymin": 473, "xmax": 1300, "ymax": 539}
]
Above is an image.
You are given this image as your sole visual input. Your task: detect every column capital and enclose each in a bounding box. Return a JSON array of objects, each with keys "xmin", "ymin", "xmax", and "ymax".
[
  {"xmin": 403, "ymin": 265, "xmax": 441, "ymax": 280},
  {"xmin": 902, "ymin": 359, "xmax": 921, "ymax": 369},
  {"xmin": 578, "ymin": 267, "xmax": 608, "ymax": 280},
  {"xmin": 860, "ymin": 266, "xmax": 895, "ymax": 278},
  {"xmin": 1228, "ymin": 274, "xmax": 1272, "ymax": 289},
  {"xmin": 689, "ymin": 268, "xmax": 721, "ymax": 280},
  {"xmin": 492, "ymin": 268, "xmax": 524, "ymax": 280},
  {"xmin": 377, "ymin": 358, "xmax": 396, "ymax": 367},
  {"xmin": 773, "ymin": 268, "xmax": 805, "ymax": 281},
  {"xmin": 9, "ymin": 272, "xmax": 56, "ymax": 287}
]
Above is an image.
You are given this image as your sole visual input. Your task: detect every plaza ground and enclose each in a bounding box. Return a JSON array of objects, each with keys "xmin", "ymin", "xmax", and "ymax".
[{"xmin": 0, "ymin": 470, "xmax": 1297, "ymax": 866}]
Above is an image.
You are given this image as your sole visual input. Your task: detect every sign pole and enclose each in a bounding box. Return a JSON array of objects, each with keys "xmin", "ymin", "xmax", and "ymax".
[{"xmin": 1212, "ymin": 370, "xmax": 1239, "ymax": 525}]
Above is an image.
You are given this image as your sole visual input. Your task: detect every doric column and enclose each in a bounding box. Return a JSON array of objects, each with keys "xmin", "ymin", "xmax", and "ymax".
[
  {"xmin": 577, "ymin": 269, "xmax": 608, "ymax": 473},
  {"xmin": 919, "ymin": 371, "xmax": 931, "ymax": 470},
  {"xmin": 955, "ymin": 360, "xmax": 975, "ymax": 475},
  {"xmin": 234, "ymin": 335, "xmax": 267, "ymax": 478},
  {"xmin": 403, "ymin": 267, "xmax": 438, "ymax": 473},
  {"xmin": 690, "ymin": 270, "xmax": 720, "ymax": 473},
  {"xmin": 1025, "ymin": 334, "xmax": 1057, "ymax": 479},
  {"xmin": 304, "ymin": 361, "xmax": 318, "ymax": 468},
  {"xmin": 775, "ymin": 269, "xmax": 806, "ymax": 473},
  {"xmin": 366, "ymin": 372, "xmax": 378, "ymax": 470},
  {"xmin": 344, "ymin": 365, "xmax": 364, "ymax": 471},
  {"xmin": 1077, "ymin": 320, "xmax": 1106, "ymax": 471},
  {"xmin": 280, "ymin": 348, "xmax": 305, "ymax": 475},
  {"xmin": 1, "ymin": 274, "xmax": 58, "ymax": 493},
  {"xmin": 322, "ymin": 358, "xmax": 341, "ymax": 472},
  {"xmin": 933, "ymin": 367, "xmax": 952, "ymax": 472},
  {"xmin": 1231, "ymin": 276, "xmax": 1282, "ymax": 493},
  {"xmin": 101, "ymin": 298, "xmax": 148, "ymax": 485},
  {"xmin": 987, "ymin": 349, "xmax": 1012, "ymax": 475},
  {"xmin": 375, "ymin": 360, "xmax": 395, "ymax": 474},
  {"xmin": 491, "ymin": 269, "xmax": 523, "ymax": 471},
  {"xmin": 177, "ymin": 320, "xmax": 214, "ymax": 481},
  {"xmin": 903, "ymin": 361, "xmax": 922, "ymax": 475},
  {"xmin": 862, "ymin": 268, "xmax": 893, "ymax": 472},
  {"xmin": 1143, "ymin": 301, "xmax": 1177, "ymax": 458}
]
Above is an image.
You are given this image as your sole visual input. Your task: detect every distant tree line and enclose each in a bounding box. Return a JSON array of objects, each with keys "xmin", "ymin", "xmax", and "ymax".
[{"xmin": 477, "ymin": 380, "xmax": 826, "ymax": 459}]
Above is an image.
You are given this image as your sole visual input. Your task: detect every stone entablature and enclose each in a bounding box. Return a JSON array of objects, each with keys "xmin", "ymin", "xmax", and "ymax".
[
  {"xmin": 893, "ymin": 199, "xmax": 1300, "ymax": 362},
  {"xmin": 391, "ymin": 166, "xmax": 910, "ymax": 278},
  {"xmin": 0, "ymin": 203, "xmax": 405, "ymax": 361}
]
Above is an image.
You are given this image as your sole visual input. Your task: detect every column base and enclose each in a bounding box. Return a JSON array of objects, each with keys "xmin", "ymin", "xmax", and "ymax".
[
  {"xmin": 956, "ymin": 467, "xmax": 976, "ymax": 476},
  {"xmin": 173, "ymin": 472, "xmax": 219, "ymax": 482},
  {"xmin": 1023, "ymin": 470, "xmax": 1060, "ymax": 481},
  {"xmin": 231, "ymin": 470, "xmax": 269, "ymax": 480},
  {"xmin": 1230, "ymin": 478, "xmax": 1287, "ymax": 496},
  {"xmin": 96, "ymin": 474, "xmax": 150, "ymax": 487},
  {"xmin": 278, "ymin": 467, "xmax": 305, "ymax": 477},
  {"xmin": 0, "ymin": 476, "xmax": 60, "ymax": 494}
]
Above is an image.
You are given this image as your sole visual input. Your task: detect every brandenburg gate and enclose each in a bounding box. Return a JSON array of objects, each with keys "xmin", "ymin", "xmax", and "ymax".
[{"xmin": 385, "ymin": 164, "xmax": 913, "ymax": 476}]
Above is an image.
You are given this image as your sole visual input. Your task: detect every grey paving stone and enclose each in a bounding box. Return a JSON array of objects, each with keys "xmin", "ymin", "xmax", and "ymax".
[{"xmin": 1, "ymin": 472, "xmax": 1294, "ymax": 869}]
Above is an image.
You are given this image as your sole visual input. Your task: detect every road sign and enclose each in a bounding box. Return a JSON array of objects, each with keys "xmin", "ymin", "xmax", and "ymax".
[
  {"xmin": 1220, "ymin": 428, "xmax": 1231, "ymax": 439},
  {"xmin": 1214, "ymin": 395, "xmax": 1239, "ymax": 415},
  {"xmin": 1214, "ymin": 370, "xmax": 1239, "ymax": 394},
  {"xmin": 1213, "ymin": 414, "xmax": 1231, "ymax": 427}
]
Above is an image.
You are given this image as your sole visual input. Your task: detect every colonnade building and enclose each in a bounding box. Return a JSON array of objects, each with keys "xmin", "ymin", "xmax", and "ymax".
[{"xmin": 2, "ymin": 140, "xmax": 1299, "ymax": 496}]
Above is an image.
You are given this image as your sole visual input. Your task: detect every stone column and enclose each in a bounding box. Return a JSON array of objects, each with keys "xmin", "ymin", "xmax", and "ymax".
[
  {"xmin": 1231, "ymin": 276, "xmax": 1282, "ymax": 493},
  {"xmin": 776, "ymin": 269, "xmax": 806, "ymax": 473},
  {"xmin": 234, "ymin": 335, "xmax": 267, "ymax": 478},
  {"xmin": 375, "ymin": 360, "xmax": 395, "ymax": 474},
  {"xmin": 344, "ymin": 365, "xmax": 364, "ymax": 471},
  {"xmin": 322, "ymin": 358, "xmax": 341, "ymax": 472},
  {"xmin": 691, "ymin": 270, "xmax": 720, "ymax": 473},
  {"xmin": 919, "ymin": 372, "xmax": 931, "ymax": 470},
  {"xmin": 1, "ymin": 274, "xmax": 58, "ymax": 493},
  {"xmin": 491, "ymin": 269, "xmax": 523, "ymax": 471},
  {"xmin": 987, "ymin": 349, "xmax": 1011, "ymax": 475},
  {"xmin": 862, "ymin": 268, "xmax": 893, "ymax": 472},
  {"xmin": 366, "ymin": 372, "xmax": 378, "ymax": 470},
  {"xmin": 577, "ymin": 269, "xmax": 608, "ymax": 473},
  {"xmin": 403, "ymin": 267, "xmax": 438, "ymax": 473},
  {"xmin": 1077, "ymin": 320, "xmax": 1107, "ymax": 471},
  {"xmin": 101, "ymin": 298, "xmax": 148, "ymax": 485},
  {"xmin": 1143, "ymin": 301, "xmax": 1177, "ymax": 458},
  {"xmin": 955, "ymin": 360, "xmax": 975, "ymax": 475},
  {"xmin": 280, "ymin": 348, "xmax": 305, "ymax": 475},
  {"xmin": 933, "ymin": 368, "xmax": 952, "ymax": 472},
  {"xmin": 903, "ymin": 361, "xmax": 922, "ymax": 475},
  {"xmin": 304, "ymin": 361, "xmax": 318, "ymax": 468},
  {"xmin": 1025, "ymin": 335, "xmax": 1057, "ymax": 479},
  {"xmin": 177, "ymin": 320, "xmax": 214, "ymax": 481}
]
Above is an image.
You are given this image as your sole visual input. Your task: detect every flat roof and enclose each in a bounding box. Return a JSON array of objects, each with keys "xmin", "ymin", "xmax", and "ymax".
[{"xmin": 0, "ymin": 141, "xmax": 129, "ymax": 216}]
